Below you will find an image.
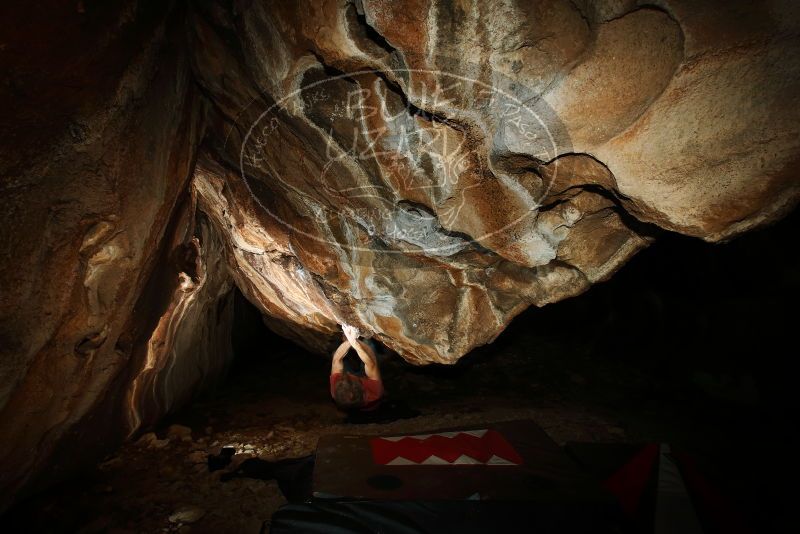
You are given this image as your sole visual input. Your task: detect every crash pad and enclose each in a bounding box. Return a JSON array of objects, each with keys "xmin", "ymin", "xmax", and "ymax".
[{"xmin": 312, "ymin": 419, "xmax": 611, "ymax": 502}]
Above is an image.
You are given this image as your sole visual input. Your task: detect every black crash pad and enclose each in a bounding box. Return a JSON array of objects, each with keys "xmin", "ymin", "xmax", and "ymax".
[{"xmin": 269, "ymin": 499, "xmax": 621, "ymax": 534}]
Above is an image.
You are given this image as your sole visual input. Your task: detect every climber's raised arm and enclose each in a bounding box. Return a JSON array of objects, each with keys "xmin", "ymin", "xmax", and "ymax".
[
  {"xmin": 351, "ymin": 339, "xmax": 380, "ymax": 380},
  {"xmin": 331, "ymin": 340, "xmax": 350, "ymax": 375}
]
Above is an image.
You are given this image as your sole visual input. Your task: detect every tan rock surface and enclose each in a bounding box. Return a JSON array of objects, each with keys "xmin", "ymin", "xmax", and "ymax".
[
  {"xmin": 0, "ymin": 0, "xmax": 208, "ymax": 507},
  {"xmin": 187, "ymin": 0, "xmax": 798, "ymax": 364},
  {"xmin": 1, "ymin": 0, "xmax": 798, "ymax": 510}
]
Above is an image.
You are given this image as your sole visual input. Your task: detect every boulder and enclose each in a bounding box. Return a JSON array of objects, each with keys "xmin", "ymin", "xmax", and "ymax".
[{"xmin": 1, "ymin": 0, "xmax": 798, "ymax": 511}]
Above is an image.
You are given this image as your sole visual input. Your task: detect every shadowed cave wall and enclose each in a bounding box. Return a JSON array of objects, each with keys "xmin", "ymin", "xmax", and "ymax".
[{"xmin": 1, "ymin": 0, "xmax": 799, "ymax": 512}]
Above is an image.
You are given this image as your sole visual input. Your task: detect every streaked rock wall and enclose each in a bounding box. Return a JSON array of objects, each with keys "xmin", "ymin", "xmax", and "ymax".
[
  {"xmin": 0, "ymin": 0, "xmax": 207, "ymax": 508},
  {"xmin": 1, "ymin": 0, "xmax": 798, "ymax": 510},
  {"xmin": 187, "ymin": 0, "xmax": 800, "ymax": 363}
]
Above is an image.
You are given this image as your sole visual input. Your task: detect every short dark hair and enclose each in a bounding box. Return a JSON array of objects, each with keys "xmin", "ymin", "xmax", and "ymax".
[{"xmin": 333, "ymin": 373, "xmax": 365, "ymax": 409}]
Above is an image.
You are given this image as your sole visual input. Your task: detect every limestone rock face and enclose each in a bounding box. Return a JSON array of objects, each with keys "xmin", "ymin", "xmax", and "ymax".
[
  {"xmin": 188, "ymin": 0, "xmax": 800, "ymax": 363},
  {"xmin": 0, "ymin": 0, "xmax": 214, "ymax": 507},
  {"xmin": 1, "ymin": 0, "xmax": 799, "ymax": 511}
]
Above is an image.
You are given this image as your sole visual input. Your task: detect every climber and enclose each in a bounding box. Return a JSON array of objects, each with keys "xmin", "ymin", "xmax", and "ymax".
[{"xmin": 330, "ymin": 325, "xmax": 384, "ymax": 411}]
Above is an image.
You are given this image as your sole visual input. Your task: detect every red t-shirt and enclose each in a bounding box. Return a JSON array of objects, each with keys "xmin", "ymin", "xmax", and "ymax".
[{"xmin": 330, "ymin": 373, "xmax": 384, "ymax": 409}]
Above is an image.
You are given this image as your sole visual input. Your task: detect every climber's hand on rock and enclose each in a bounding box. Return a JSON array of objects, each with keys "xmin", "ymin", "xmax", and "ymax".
[{"xmin": 342, "ymin": 324, "xmax": 360, "ymax": 345}]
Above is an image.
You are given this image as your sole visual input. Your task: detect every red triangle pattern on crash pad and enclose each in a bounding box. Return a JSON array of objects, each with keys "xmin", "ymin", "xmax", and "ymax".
[
  {"xmin": 603, "ymin": 443, "xmax": 659, "ymax": 518},
  {"xmin": 370, "ymin": 430, "xmax": 523, "ymax": 466}
]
